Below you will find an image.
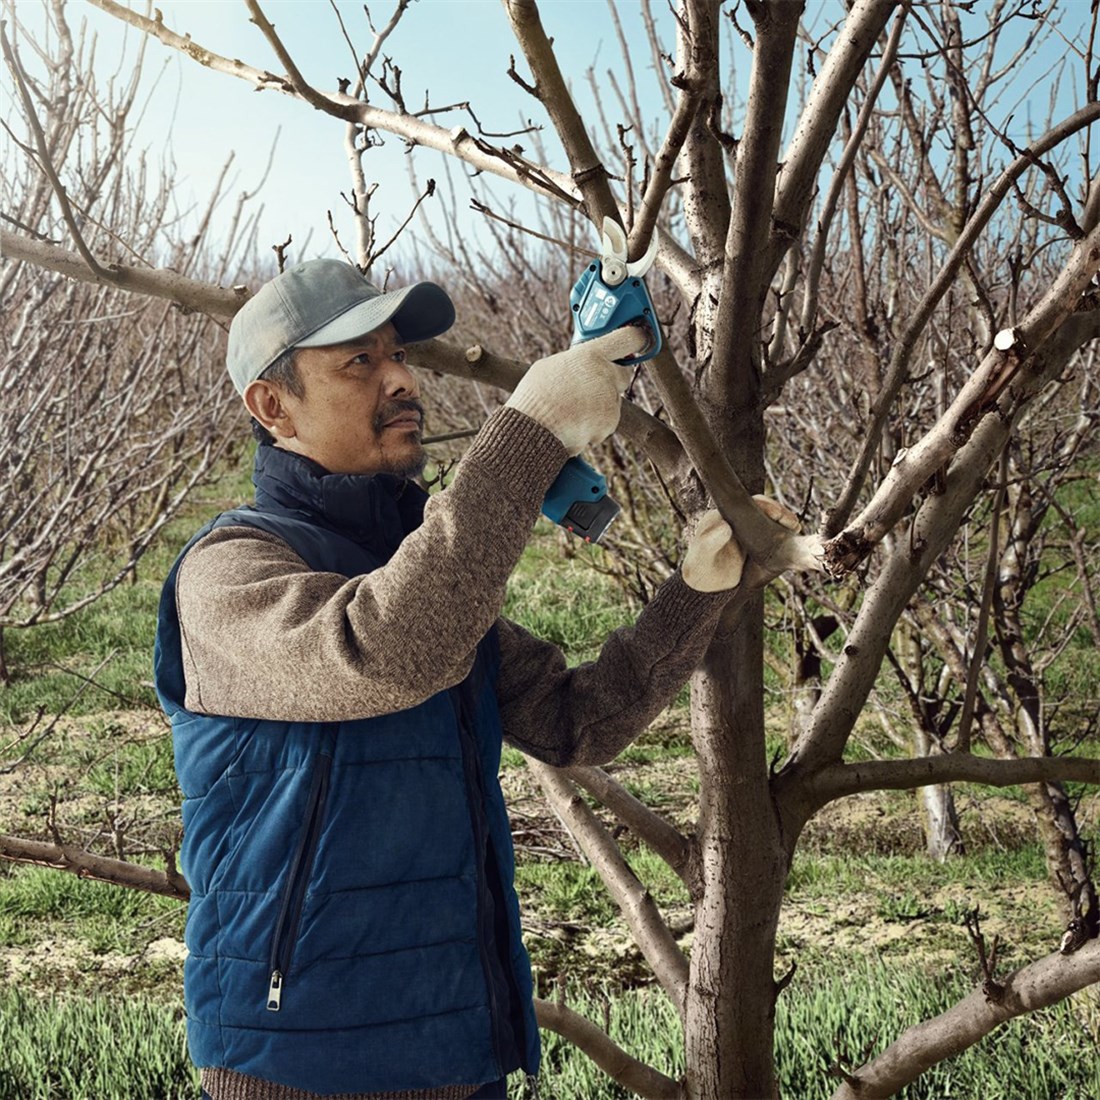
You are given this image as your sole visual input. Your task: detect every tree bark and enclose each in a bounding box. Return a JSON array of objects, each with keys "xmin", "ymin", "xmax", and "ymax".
[
  {"xmin": 685, "ymin": 603, "xmax": 788, "ymax": 1100},
  {"xmin": 911, "ymin": 729, "xmax": 965, "ymax": 861}
]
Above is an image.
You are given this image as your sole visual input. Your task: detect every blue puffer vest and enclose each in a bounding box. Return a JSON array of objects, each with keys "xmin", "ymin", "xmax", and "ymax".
[{"xmin": 154, "ymin": 445, "xmax": 540, "ymax": 1094}]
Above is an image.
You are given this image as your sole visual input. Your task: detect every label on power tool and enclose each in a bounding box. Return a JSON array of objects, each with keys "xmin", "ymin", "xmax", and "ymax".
[
  {"xmin": 578, "ymin": 283, "xmax": 619, "ymax": 333},
  {"xmin": 569, "ymin": 264, "xmax": 662, "ymax": 363}
]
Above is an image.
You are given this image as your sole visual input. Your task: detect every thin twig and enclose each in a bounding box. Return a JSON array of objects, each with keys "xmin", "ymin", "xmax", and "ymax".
[{"xmin": 0, "ymin": 21, "xmax": 110, "ymax": 279}]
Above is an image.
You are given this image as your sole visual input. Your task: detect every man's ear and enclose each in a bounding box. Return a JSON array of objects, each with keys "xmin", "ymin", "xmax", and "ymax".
[{"xmin": 243, "ymin": 379, "xmax": 296, "ymax": 441}]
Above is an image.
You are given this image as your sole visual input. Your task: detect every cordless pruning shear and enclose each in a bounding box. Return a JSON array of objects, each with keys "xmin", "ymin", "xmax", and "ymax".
[{"xmin": 541, "ymin": 218, "xmax": 663, "ymax": 542}]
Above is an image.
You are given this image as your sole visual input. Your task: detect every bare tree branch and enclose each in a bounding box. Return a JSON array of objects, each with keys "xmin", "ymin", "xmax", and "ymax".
[
  {"xmin": 710, "ymin": 0, "xmax": 802, "ymax": 383},
  {"xmin": 565, "ymin": 764, "xmax": 698, "ymax": 896},
  {"xmin": 1, "ymin": 229, "xmax": 248, "ymax": 317},
  {"xmin": 0, "ymin": 20, "xmax": 108, "ymax": 278},
  {"xmin": 529, "ymin": 759, "xmax": 690, "ymax": 1013},
  {"xmin": 799, "ymin": 5, "xmax": 909, "ymax": 337},
  {"xmin": 630, "ymin": 81, "xmax": 702, "ymax": 258},
  {"xmin": 831, "ymin": 939, "xmax": 1100, "ymax": 1100},
  {"xmin": 0, "ymin": 834, "xmax": 190, "ymax": 901},
  {"xmin": 773, "ymin": 0, "xmax": 900, "ymax": 275},
  {"xmin": 806, "ymin": 753, "xmax": 1100, "ymax": 807},
  {"xmin": 826, "ymin": 222, "xmax": 1100, "ymax": 573},
  {"xmin": 244, "ymin": 0, "xmax": 337, "ymax": 114},
  {"xmin": 533, "ymin": 997, "xmax": 683, "ymax": 1100},
  {"xmin": 502, "ymin": 0, "xmax": 619, "ymax": 227},
  {"xmin": 825, "ymin": 101, "xmax": 1100, "ymax": 539}
]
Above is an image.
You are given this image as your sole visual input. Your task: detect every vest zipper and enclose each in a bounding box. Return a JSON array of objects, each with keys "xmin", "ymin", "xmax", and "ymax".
[{"xmin": 266, "ymin": 752, "xmax": 332, "ymax": 1012}]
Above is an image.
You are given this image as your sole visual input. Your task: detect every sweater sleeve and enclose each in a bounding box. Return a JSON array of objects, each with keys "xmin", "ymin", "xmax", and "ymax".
[
  {"xmin": 495, "ymin": 572, "xmax": 731, "ymax": 767},
  {"xmin": 175, "ymin": 408, "xmax": 566, "ymax": 721}
]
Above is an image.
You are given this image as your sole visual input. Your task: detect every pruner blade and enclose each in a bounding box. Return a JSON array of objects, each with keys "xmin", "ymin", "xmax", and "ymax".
[{"xmin": 598, "ymin": 216, "xmax": 658, "ymax": 287}]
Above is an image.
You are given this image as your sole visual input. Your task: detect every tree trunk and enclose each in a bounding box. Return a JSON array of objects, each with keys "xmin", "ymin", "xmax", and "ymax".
[
  {"xmin": 1028, "ymin": 780, "xmax": 1098, "ymax": 933},
  {"xmin": 685, "ymin": 599, "xmax": 788, "ymax": 1100},
  {"xmin": 918, "ymin": 783, "xmax": 964, "ymax": 861},
  {"xmin": 912, "ymin": 727, "xmax": 964, "ymax": 861}
]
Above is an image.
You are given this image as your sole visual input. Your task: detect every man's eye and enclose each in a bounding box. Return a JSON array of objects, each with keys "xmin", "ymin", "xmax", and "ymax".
[{"xmin": 392, "ymin": 350, "xmax": 407, "ymax": 364}]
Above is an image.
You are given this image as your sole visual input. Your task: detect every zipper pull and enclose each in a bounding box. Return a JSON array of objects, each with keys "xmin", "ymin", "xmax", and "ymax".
[{"xmin": 266, "ymin": 970, "xmax": 283, "ymax": 1012}]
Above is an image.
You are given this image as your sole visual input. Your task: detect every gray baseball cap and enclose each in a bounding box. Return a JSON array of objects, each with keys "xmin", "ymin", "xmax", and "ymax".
[{"xmin": 226, "ymin": 258, "xmax": 455, "ymax": 394}]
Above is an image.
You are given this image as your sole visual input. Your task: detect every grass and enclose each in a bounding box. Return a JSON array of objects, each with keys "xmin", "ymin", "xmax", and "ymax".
[
  {"xmin": 786, "ymin": 845, "xmax": 1048, "ymax": 897},
  {"xmin": 503, "ymin": 529, "xmax": 637, "ymax": 663},
  {"xmin": 0, "ymin": 865, "xmax": 184, "ymax": 959},
  {"xmin": 774, "ymin": 960, "xmax": 1100, "ymax": 1100},
  {"xmin": 0, "ymin": 987, "xmax": 198, "ymax": 1100},
  {"xmin": 0, "ymin": 965, "xmax": 1095, "ymax": 1100},
  {"xmin": 84, "ymin": 723, "xmax": 177, "ymax": 799}
]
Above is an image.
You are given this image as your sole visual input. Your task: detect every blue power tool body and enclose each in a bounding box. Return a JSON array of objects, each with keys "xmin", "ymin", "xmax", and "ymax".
[{"xmin": 541, "ymin": 218, "xmax": 662, "ymax": 543}]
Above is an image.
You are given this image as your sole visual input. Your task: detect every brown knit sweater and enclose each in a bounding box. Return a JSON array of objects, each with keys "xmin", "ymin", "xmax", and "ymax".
[{"xmin": 175, "ymin": 408, "xmax": 731, "ymax": 1099}]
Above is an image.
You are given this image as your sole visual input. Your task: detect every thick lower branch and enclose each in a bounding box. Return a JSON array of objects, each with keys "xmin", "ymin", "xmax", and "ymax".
[
  {"xmin": 807, "ymin": 755, "xmax": 1100, "ymax": 809},
  {"xmin": 534, "ymin": 997, "xmax": 682, "ymax": 1100},
  {"xmin": 830, "ymin": 939, "xmax": 1100, "ymax": 1100},
  {"xmin": 0, "ymin": 834, "xmax": 190, "ymax": 901}
]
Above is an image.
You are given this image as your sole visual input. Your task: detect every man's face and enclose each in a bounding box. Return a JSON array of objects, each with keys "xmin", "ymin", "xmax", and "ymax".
[{"xmin": 253, "ymin": 322, "xmax": 426, "ymax": 477}]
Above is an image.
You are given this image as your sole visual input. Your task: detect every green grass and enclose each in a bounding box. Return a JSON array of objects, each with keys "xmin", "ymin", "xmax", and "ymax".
[
  {"xmin": 0, "ymin": 865, "xmax": 184, "ymax": 958},
  {"xmin": 85, "ymin": 726, "xmax": 177, "ymax": 798},
  {"xmin": 0, "ymin": 987, "xmax": 198, "ymax": 1100},
  {"xmin": 3, "ymin": 963, "xmax": 1093, "ymax": 1100},
  {"xmin": 787, "ymin": 845, "xmax": 1047, "ymax": 898},
  {"xmin": 503, "ymin": 532, "xmax": 636, "ymax": 663},
  {"xmin": 516, "ymin": 862, "xmax": 620, "ymax": 927},
  {"xmin": 774, "ymin": 959, "xmax": 1100, "ymax": 1100}
]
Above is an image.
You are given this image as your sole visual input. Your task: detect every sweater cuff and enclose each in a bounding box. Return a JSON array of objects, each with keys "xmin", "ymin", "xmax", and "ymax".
[
  {"xmin": 460, "ymin": 406, "xmax": 569, "ymax": 506},
  {"xmin": 659, "ymin": 569, "xmax": 736, "ymax": 624}
]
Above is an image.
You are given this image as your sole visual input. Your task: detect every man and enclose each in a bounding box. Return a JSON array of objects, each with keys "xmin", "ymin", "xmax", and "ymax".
[{"xmin": 154, "ymin": 259, "xmax": 789, "ymax": 1100}]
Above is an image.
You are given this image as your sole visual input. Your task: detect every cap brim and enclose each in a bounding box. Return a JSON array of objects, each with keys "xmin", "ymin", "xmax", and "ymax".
[{"xmin": 295, "ymin": 281, "xmax": 455, "ymax": 348}]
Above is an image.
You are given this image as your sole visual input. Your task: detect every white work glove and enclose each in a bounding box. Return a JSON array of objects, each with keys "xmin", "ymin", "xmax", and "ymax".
[
  {"xmin": 682, "ymin": 497, "xmax": 801, "ymax": 592},
  {"xmin": 505, "ymin": 327, "xmax": 648, "ymax": 455}
]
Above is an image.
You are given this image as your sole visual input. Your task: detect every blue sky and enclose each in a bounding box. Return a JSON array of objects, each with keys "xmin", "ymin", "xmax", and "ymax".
[
  {"xmin": 66, "ymin": 0, "xmax": 685, "ymax": 268},
  {"xmin": 5, "ymin": 1, "xmax": 1093, "ymax": 276}
]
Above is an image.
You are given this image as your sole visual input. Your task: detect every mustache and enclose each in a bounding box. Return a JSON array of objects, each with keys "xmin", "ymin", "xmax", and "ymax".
[{"xmin": 373, "ymin": 398, "xmax": 424, "ymax": 432}]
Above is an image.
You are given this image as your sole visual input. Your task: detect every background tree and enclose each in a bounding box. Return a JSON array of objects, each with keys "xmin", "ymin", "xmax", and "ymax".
[
  {"xmin": 3, "ymin": 1, "xmax": 1100, "ymax": 1098},
  {"xmin": 0, "ymin": 2, "xmax": 256, "ymax": 681}
]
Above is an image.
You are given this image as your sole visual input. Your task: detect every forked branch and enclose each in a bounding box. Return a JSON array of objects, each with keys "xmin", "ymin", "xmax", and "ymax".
[{"xmin": 0, "ymin": 833, "xmax": 190, "ymax": 901}]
